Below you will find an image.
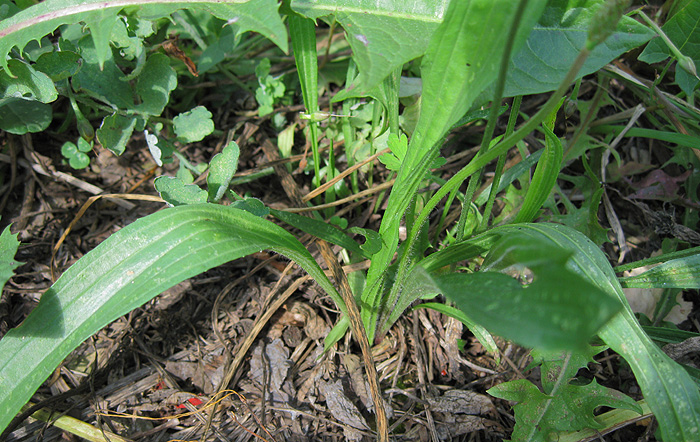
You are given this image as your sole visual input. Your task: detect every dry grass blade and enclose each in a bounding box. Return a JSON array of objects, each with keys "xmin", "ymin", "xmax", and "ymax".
[
  {"xmin": 302, "ymin": 147, "xmax": 391, "ymax": 203},
  {"xmin": 317, "ymin": 239, "xmax": 389, "ymax": 442},
  {"xmin": 50, "ymin": 193, "xmax": 164, "ymax": 280}
]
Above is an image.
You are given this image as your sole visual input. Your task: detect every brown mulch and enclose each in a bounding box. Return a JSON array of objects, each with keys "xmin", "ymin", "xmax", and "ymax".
[{"xmin": 2, "ymin": 82, "xmax": 698, "ymax": 442}]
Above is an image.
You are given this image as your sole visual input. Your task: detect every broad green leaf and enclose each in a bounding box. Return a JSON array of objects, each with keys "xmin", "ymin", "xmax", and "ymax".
[
  {"xmin": 174, "ymin": 106, "xmax": 215, "ymax": 143},
  {"xmin": 96, "ymin": 114, "xmax": 138, "ymax": 155},
  {"xmin": 491, "ymin": 223, "xmax": 700, "ymax": 442},
  {"xmin": 154, "ymin": 176, "xmax": 208, "ymax": 206},
  {"xmin": 0, "ymin": 204, "xmax": 342, "ymax": 432},
  {"xmin": 489, "ymin": 377, "xmax": 640, "ymax": 442},
  {"xmin": 34, "ymin": 51, "xmax": 81, "ymax": 82},
  {"xmin": 207, "ymin": 140, "xmax": 240, "ymax": 202},
  {"xmin": 0, "ymin": 0, "xmax": 288, "ymax": 75},
  {"xmin": 72, "ymin": 37, "xmax": 134, "ymax": 109},
  {"xmin": 0, "ymin": 59, "xmax": 57, "ymax": 103},
  {"xmin": 229, "ymin": 197, "xmax": 269, "ymax": 217},
  {"xmin": 198, "ymin": 24, "xmax": 237, "ymax": 74},
  {"xmin": 68, "ymin": 152, "xmax": 90, "ymax": 169},
  {"xmin": 0, "ymin": 96, "xmax": 52, "ymax": 134},
  {"xmin": 503, "ymin": 0, "xmax": 654, "ymax": 97},
  {"xmin": 291, "ymin": 0, "xmax": 447, "ymax": 94},
  {"xmin": 134, "ymin": 53, "xmax": 177, "ymax": 116},
  {"xmin": 431, "ymin": 231, "xmax": 621, "ymax": 352},
  {"xmin": 489, "ymin": 347, "xmax": 641, "ymax": 442},
  {"xmin": 620, "ymin": 254, "xmax": 700, "ymax": 288},
  {"xmin": 0, "ymin": 223, "xmax": 22, "ymax": 292},
  {"xmin": 639, "ymin": 0, "xmax": 700, "ymax": 96},
  {"xmin": 77, "ymin": 138, "xmax": 91, "ymax": 152},
  {"xmin": 61, "ymin": 141, "xmax": 78, "ymax": 158}
]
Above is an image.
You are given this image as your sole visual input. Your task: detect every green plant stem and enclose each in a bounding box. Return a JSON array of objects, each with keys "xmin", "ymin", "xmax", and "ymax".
[
  {"xmin": 526, "ymin": 352, "xmax": 572, "ymax": 441},
  {"xmin": 289, "ymin": 14, "xmax": 321, "ymax": 188},
  {"xmin": 479, "ymin": 95, "xmax": 523, "ymax": 232},
  {"xmin": 342, "ymin": 60, "xmax": 360, "ymax": 196},
  {"xmin": 635, "ymin": 10, "xmax": 698, "ymax": 78},
  {"xmin": 455, "ymin": 0, "xmax": 530, "ymax": 243},
  {"xmin": 404, "ymin": 47, "xmax": 591, "ymax": 264}
]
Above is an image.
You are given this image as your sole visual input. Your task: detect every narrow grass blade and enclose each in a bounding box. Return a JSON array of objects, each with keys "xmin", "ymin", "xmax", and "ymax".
[
  {"xmin": 0, "ymin": 204, "xmax": 341, "ymax": 433},
  {"xmin": 289, "ymin": 14, "xmax": 321, "ymax": 185}
]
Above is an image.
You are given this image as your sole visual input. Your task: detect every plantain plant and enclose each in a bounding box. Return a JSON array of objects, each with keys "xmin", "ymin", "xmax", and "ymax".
[{"xmin": 1, "ymin": 0, "xmax": 700, "ymax": 440}]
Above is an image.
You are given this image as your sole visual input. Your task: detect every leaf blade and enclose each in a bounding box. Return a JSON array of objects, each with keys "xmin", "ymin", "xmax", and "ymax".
[
  {"xmin": 491, "ymin": 223, "xmax": 700, "ymax": 442},
  {"xmin": 0, "ymin": 205, "xmax": 342, "ymax": 432}
]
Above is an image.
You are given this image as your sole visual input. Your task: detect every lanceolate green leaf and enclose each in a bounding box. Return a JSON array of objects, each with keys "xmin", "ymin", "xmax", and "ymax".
[
  {"xmin": 0, "ymin": 204, "xmax": 342, "ymax": 432},
  {"xmin": 362, "ymin": 0, "xmax": 547, "ymax": 341},
  {"xmin": 289, "ymin": 13, "xmax": 321, "ymax": 185},
  {"xmin": 290, "ymin": 0, "xmax": 447, "ymax": 94},
  {"xmin": 492, "ymin": 223, "xmax": 700, "ymax": 442},
  {"xmin": 620, "ymin": 254, "xmax": 700, "ymax": 289},
  {"xmin": 514, "ymin": 102, "xmax": 564, "ymax": 223},
  {"xmin": 271, "ymin": 209, "xmax": 368, "ymax": 259},
  {"xmin": 429, "ymin": 232, "xmax": 621, "ymax": 352},
  {"xmin": 0, "ymin": 0, "xmax": 287, "ymax": 75}
]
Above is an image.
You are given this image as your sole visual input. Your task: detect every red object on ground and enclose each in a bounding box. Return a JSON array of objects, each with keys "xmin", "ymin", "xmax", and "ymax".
[{"xmin": 176, "ymin": 397, "xmax": 204, "ymax": 408}]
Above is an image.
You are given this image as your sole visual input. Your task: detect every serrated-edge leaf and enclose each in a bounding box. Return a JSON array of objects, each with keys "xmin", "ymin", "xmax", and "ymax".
[
  {"xmin": 0, "ymin": 204, "xmax": 342, "ymax": 432},
  {"xmin": 0, "ymin": 0, "xmax": 287, "ymax": 75},
  {"xmin": 490, "ymin": 223, "xmax": 700, "ymax": 442}
]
